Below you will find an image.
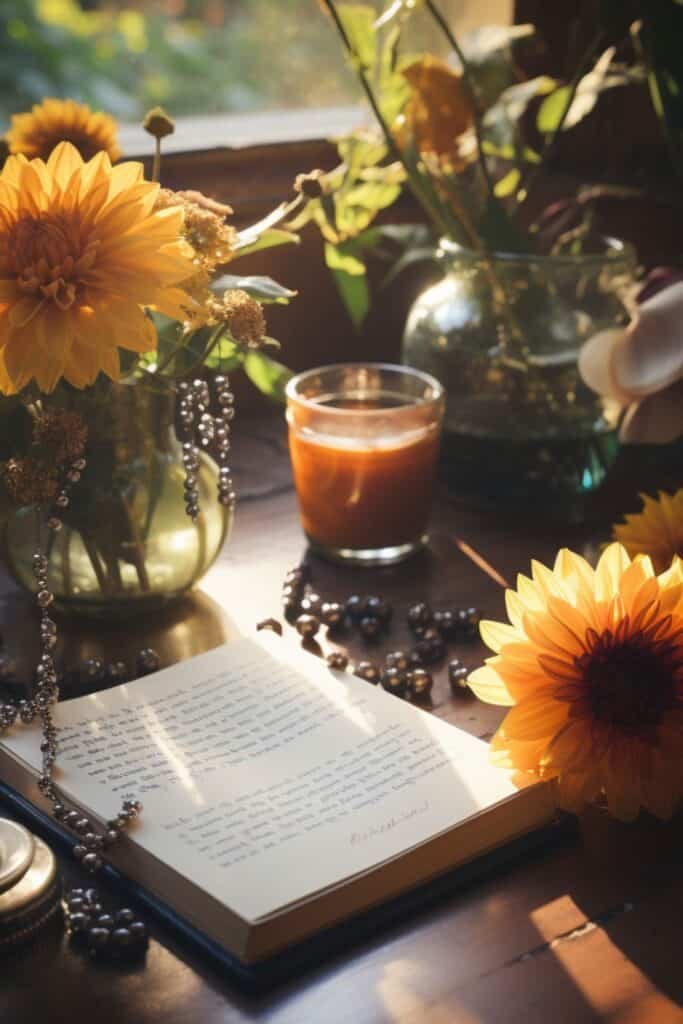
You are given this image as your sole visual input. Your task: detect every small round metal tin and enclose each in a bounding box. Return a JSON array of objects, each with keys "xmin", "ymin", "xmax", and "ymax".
[{"xmin": 0, "ymin": 834, "xmax": 61, "ymax": 949}]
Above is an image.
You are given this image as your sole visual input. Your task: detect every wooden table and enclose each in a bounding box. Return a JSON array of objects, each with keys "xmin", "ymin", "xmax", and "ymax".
[{"xmin": 1, "ymin": 417, "xmax": 682, "ymax": 1024}]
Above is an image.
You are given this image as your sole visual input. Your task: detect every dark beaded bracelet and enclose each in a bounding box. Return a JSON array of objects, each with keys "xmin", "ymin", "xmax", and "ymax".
[
  {"xmin": 295, "ymin": 614, "xmax": 320, "ymax": 640},
  {"xmin": 408, "ymin": 667, "xmax": 433, "ymax": 700},
  {"xmin": 320, "ymin": 602, "xmax": 346, "ymax": 630},
  {"xmin": 385, "ymin": 650, "xmax": 411, "ymax": 672},
  {"xmin": 63, "ymin": 887, "xmax": 148, "ymax": 960},
  {"xmin": 381, "ymin": 667, "xmax": 408, "ymax": 698},
  {"xmin": 355, "ymin": 661, "xmax": 381, "ymax": 685},
  {"xmin": 359, "ymin": 616, "xmax": 382, "ymax": 640},
  {"xmin": 326, "ymin": 651, "xmax": 349, "ymax": 671},
  {"xmin": 448, "ymin": 659, "xmax": 470, "ymax": 692}
]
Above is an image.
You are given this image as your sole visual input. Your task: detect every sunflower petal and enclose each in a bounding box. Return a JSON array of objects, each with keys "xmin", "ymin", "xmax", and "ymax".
[
  {"xmin": 479, "ymin": 620, "xmax": 520, "ymax": 653},
  {"xmin": 594, "ymin": 543, "xmax": 631, "ymax": 601},
  {"xmin": 498, "ymin": 696, "xmax": 567, "ymax": 741},
  {"xmin": 490, "ymin": 732, "xmax": 548, "ymax": 772},
  {"xmin": 467, "ymin": 664, "xmax": 515, "ymax": 706}
]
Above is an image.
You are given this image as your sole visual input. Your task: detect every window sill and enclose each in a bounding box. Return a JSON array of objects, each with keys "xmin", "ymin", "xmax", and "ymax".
[{"xmin": 119, "ymin": 105, "xmax": 364, "ymax": 159}]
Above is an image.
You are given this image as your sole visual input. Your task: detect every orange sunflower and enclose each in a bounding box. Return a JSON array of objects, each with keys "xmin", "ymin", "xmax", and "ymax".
[
  {"xmin": 468, "ymin": 543, "xmax": 683, "ymax": 821},
  {"xmin": 6, "ymin": 98, "xmax": 121, "ymax": 163},
  {"xmin": 0, "ymin": 141, "xmax": 196, "ymax": 393},
  {"xmin": 612, "ymin": 490, "xmax": 683, "ymax": 573}
]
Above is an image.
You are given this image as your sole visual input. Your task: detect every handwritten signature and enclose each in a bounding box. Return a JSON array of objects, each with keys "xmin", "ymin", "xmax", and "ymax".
[{"xmin": 349, "ymin": 800, "xmax": 430, "ymax": 846}]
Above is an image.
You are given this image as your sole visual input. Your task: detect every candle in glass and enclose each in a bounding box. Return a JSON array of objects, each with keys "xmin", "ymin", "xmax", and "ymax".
[{"xmin": 286, "ymin": 363, "xmax": 444, "ymax": 565}]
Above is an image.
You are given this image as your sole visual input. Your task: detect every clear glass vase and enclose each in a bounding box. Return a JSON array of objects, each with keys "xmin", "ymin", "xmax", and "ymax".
[
  {"xmin": 402, "ymin": 238, "xmax": 637, "ymax": 516},
  {"xmin": 1, "ymin": 379, "xmax": 231, "ymax": 619}
]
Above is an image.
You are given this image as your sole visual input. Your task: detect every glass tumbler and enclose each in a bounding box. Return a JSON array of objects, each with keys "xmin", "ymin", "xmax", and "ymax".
[{"xmin": 286, "ymin": 363, "xmax": 444, "ymax": 565}]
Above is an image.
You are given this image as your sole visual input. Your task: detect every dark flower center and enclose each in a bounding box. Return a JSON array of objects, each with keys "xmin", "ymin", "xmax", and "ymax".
[{"xmin": 579, "ymin": 633, "xmax": 681, "ymax": 734}]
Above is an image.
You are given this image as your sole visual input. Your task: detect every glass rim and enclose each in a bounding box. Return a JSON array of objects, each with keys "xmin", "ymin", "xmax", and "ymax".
[
  {"xmin": 286, "ymin": 362, "xmax": 444, "ymax": 417},
  {"xmin": 438, "ymin": 234, "xmax": 636, "ymax": 268}
]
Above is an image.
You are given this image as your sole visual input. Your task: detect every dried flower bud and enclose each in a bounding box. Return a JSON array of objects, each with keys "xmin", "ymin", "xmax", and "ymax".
[
  {"xmin": 222, "ymin": 289, "xmax": 266, "ymax": 346},
  {"xmin": 178, "ymin": 190, "xmax": 233, "ymax": 218},
  {"xmin": 33, "ymin": 410, "xmax": 88, "ymax": 466},
  {"xmin": 154, "ymin": 188, "xmax": 236, "ymax": 273},
  {"xmin": 294, "ymin": 169, "xmax": 326, "ymax": 199},
  {"xmin": 143, "ymin": 107, "xmax": 175, "ymax": 140},
  {"xmin": 2, "ymin": 458, "xmax": 59, "ymax": 507}
]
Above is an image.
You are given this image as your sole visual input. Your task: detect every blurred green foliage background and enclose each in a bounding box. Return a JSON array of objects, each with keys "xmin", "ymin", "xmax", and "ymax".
[
  {"xmin": 0, "ymin": 0, "xmax": 359, "ymax": 125},
  {"xmin": 0, "ymin": 1, "xmax": 505, "ymax": 126}
]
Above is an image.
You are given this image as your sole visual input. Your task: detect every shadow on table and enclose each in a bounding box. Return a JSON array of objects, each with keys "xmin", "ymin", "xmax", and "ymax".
[
  {"xmin": 162, "ymin": 809, "xmax": 683, "ymax": 1022},
  {"xmin": 0, "ymin": 585, "xmax": 235, "ymax": 701},
  {"xmin": 564, "ymin": 808, "xmax": 683, "ymax": 1010}
]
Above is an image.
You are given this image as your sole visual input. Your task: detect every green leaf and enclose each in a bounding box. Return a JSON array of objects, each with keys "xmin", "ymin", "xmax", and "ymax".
[
  {"xmin": 234, "ymin": 228, "xmax": 299, "ymax": 259},
  {"xmin": 493, "ymin": 168, "xmax": 521, "ymax": 198},
  {"xmin": 325, "ymin": 241, "xmax": 370, "ymax": 328},
  {"xmin": 536, "ymin": 85, "xmax": 572, "ymax": 134},
  {"xmin": 337, "ymin": 134, "xmax": 387, "ymax": 177},
  {"xmin": 345, "ymin": 180, "xmax": 402, "ymax": 211},
  {"xmin": 212, "ymin": 274, "xmax": 297, "ymax": 304},
  {"xmin": 338, "ymin": 4, "xmax": 376, "ymax": 70},
  {"xmin": 285, "ymin": 203, "xmax": 317, "ymax": 233},
  {"xmin": 243, "ymin": 351, "xmax": 292, "ymax": 404},
  {"xmin": 321, "ymin": 193, "xmax": 339, "ymax": 237},
  {"xmin": 204, "ymin": 335, "xmax": 244, "ymax": 372},
  {"xmin": 377, "ymin": 24, "xmax": 411, "ymax": 123},
  {"xmin": 483, "ymin": 140, "xmax": 541, "ymax": 164},
  {"xmin": 482, "ymin": 75, "xmax": 554, "ymax": 150},
  {"xmin": 150, "ymin": 312, "xmax": 184, "ymax": 349},
  {"xmin": 536, "ymin": 48, "xmax": 633, "ymax": 135},
  {"xmin": 486, "ymin": 76, "xmax": 557, "ymax": 124},
  {"xmin": 334, "ymin": 270, "xmax": 371, "ymax": 329},
  {"xmin": 325, "ymin": 241, "xmax": 366, "ymax": 276}
]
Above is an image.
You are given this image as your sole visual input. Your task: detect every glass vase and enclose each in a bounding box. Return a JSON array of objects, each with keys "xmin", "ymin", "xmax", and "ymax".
[
  {"xmin": 1, "ymin": 379, "xmax": 231, "ymax": 619},
  {"xmin": 402, "ymin": 238, "xmax": 637, "ymax": 516}
]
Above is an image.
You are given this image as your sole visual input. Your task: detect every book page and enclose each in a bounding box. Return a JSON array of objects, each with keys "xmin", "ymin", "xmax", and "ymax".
[{"xmin": 1, "ymin": 636, "xmax": 520, "ymax": 922}]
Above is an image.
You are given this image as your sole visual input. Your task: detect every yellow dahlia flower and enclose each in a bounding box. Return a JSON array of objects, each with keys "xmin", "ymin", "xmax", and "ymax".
[
  {"xmin": 7, "ymin": 98, "xmax": 121, "ymax": 163},
  {"xmin": 469, "ymin": 543, "xmax": 683, "ymax": 822},
  {"xmin": 613, "ymin": 490, "xmax": 683, "ymax": 573},
  {"xmin": 0, "ymin": 141, "xmax": 196, "ymax": 393}
]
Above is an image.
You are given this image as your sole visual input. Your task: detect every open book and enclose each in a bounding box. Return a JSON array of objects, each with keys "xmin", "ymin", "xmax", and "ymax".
[{"xmin": 0, "ymin": 635, "xmax": 556, "ymax": 966}]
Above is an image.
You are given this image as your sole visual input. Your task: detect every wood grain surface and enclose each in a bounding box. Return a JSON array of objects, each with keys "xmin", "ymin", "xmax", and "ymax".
[{"xmin": 0, "ymin": 414, "xmax": 681, "ymax": 1024}]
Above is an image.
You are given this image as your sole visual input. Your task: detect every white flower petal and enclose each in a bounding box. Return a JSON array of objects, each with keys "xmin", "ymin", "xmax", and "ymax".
[
  {"xmin": 619, "ymin": 378, "xmax": 683, "ymax": 444},
  {"xmin": 614, "ymin": 281, "xmax": 683, "ymax": 397},
  {"xmin": 578, "ymin": 326, "xmax": 631, "ymax": 403}
]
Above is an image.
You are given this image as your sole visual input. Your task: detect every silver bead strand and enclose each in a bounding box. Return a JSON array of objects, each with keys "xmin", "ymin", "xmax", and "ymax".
[
  {"xmin": 0, "ymin": 450, "xmax": 144, "ymax": 874},
  {"xmin": 213, "ymin": 375, "xmax": 236, "ymax": 511},
  {"xmin": 177, "ymin": 375, "xmax": 236, "ymax": 521},
  {"xmin": 178, "ymin": 380, "xmax": 201, "ymax": 523}
]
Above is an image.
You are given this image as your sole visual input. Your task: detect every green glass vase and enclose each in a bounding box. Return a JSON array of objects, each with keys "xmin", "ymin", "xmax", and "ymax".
[
  {"xmin": 1, "ymin": 379, "xmax": 231, "ymax": 619},
  {"xmin": 402, "ymin": 238, "xmax": 637, "ymax": 518}
]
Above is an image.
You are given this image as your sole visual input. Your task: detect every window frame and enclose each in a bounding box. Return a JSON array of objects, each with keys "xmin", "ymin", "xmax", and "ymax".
[{"xmin": 120, "ymin": 106, "xmax": 362, "ymax": 217}]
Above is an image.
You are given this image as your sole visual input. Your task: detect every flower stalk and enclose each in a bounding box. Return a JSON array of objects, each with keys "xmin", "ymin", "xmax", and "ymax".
[{"xmin": 422, "ymin": 0, "xmax": 494, "ymax": 202}]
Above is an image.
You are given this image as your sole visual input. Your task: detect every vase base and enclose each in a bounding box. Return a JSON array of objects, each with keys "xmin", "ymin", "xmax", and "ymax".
[
  {"xmin": 440, "ymin": 429, "xmax": 619, "ymax": 522},
  {"xmin": 51, "ymin": 587, "xmax": 192, "ymax": 621}
]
